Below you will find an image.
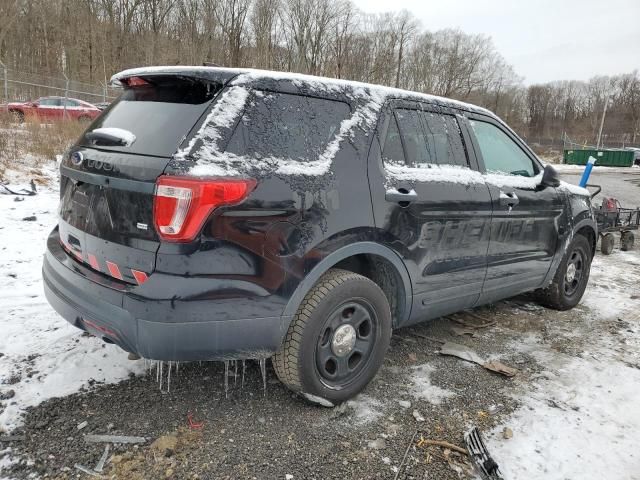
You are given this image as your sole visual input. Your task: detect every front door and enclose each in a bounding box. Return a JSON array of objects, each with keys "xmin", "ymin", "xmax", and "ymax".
[
  {"xmin": 466, "ymin": 116, "xmax": 565, "ymax": 304},
  {"xmin": 368, "ymin": 101, "xmax": 493, "ymax": 325}
]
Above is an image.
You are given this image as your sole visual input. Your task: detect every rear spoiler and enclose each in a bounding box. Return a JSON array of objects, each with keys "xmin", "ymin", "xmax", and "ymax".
[{"xmin": 110, "ymin": 66, "xmax": 241, "ymax": 88}]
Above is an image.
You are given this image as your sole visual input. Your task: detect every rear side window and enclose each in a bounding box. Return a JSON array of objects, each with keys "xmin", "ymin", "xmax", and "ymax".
[
  {"xmin": 80, "ymin": 77, "xmax": 221, "ymax": 157},
  {"xmin": 382, "ymin": 115, "xmax": 405, "ymax": 165},
  {"xmin": 395, "ymin": 109, "xmax": 430, "ymax": 166},
  {"xmin": 470, "ymin": 120, "xmax": 536, "ymax": 177},
  {"xmin": 387, "ymin": 108, "xmax": 469, "ymax": 168},
  {"xmin": 420, "ymin": 112, "xmax": 469, "ymax": 167},
  {"xmin": 225, "ymin": 92, "xmax": 349, "ymax": 161}
]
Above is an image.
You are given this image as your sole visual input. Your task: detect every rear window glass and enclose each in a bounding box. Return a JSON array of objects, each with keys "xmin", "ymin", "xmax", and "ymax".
[
  {"xmin": 225, "ymin": 92, "xmax": 350, "ymax": 161},
  {"xmin": 80, "ymin": 77, "xmax": 221, "ymax": 157}
]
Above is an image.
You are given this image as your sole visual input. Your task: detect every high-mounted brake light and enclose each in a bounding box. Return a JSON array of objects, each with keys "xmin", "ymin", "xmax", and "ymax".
[
  {"xmin": 122, "ymin": 76, "xmax": 150, "ymax": 87},
  {"xmin": 153, "ymin": 176, "xmax": 256, "ymax": 242}
]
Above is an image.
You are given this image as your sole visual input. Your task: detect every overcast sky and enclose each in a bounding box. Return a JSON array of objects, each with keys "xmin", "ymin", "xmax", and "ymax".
[{"xmin": 351, "ymin": 0, "xmax": 640, "ymax": 84}]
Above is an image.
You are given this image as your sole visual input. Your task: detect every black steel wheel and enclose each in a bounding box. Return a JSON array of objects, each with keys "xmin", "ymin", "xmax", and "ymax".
[
  {"xmin": 601, "ymin": 233, "xmax": 614, "ymax": 255},
  {"xmin": 315, "ymin": 300, "xmax": 377, "ymax": 388},
  {"xmin": 536, "ymin": 234, "xmax": 593, "ymax": 311},
  {"xmin": 273, "ymin": 268, "xmax": 392, "ymax": 405},
  {"xmin": 563, "ymin": 249, "xmax": 585, "ymax": 297}
]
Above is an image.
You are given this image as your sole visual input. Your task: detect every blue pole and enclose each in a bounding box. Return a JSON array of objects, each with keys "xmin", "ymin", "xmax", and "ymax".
[{"xmin": 579, "ymin": 156, "xmax": 597, "ymax": 187}]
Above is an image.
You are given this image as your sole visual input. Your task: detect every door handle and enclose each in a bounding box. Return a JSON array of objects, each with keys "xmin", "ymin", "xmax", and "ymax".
[
  {"xmin": 385, "ymin": 188, "xmax": 418, "ymax": 204},
  {"xmin": 499, "ymin": 191, "xmax": 519, "ymax": 207}
]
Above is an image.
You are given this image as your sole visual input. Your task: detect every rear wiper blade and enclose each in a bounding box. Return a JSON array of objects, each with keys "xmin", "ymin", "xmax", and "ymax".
[{"xmin": 86, "ymin": 127, "xmax": 136, "ymax": 147}]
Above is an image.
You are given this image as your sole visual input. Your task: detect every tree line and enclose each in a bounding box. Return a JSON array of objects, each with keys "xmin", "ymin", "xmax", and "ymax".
[{"xmin": 1, "ymin": 0, "xmax": 638, "ymax": 146}]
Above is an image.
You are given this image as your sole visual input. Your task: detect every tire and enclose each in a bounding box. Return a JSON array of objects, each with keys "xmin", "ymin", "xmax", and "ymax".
[
  {"xmin": 600, "ymin": 233, "xmax": 615, "ymax": 255},
  {"xmin": 621, "ymin": 232, "xmax": 635, "ymax": 251},
  {"xmin": 536, "ymin": 234, "xmax": 593, "ymax": 311},
  {"xmin": 9, "ymin": 110, "xmax": 24, "ymax": 124},
  {"xmin": 273, "ymin": 268, "xmax": 392, "ymax": 406}
]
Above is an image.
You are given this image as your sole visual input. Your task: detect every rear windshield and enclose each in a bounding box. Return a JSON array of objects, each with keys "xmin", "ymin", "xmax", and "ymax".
[
  {"xmin": 80, "ymin": 77, "xmax": 221, "ymax": 157},
  {"xmin": 225, "ymin": 92, "xmax": 350, "ymax": 161}
]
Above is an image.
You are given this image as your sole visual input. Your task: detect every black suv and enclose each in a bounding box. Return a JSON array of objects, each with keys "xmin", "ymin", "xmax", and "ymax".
[{"xmin": 43, "ymin": 67, "xmax": 596, "ymax": 405}]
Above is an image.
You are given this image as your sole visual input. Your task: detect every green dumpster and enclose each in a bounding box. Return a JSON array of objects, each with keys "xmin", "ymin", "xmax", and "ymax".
[{"xmin": 563, "ymin": 149, "xmax": 635, "ymax": 167}]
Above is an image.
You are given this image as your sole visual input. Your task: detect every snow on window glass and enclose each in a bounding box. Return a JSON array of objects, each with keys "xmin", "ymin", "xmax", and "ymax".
[
  {"xmin": 382, "ymin": 115, "xmax": 405, "ymax": 166},
  {"xmin": 226, "ymin": 92, "xmax": 349, "ymax": 163},
  {"xmin": 420, "ymin": 112, "xmax": 469, "ymax": 168}
]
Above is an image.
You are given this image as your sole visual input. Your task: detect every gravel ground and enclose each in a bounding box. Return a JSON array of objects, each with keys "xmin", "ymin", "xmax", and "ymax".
[
  {"xmin": 1, "ymin": 297, "xmax": 608, "ymax": 480},
  {"xmin": 1, "ymin": 164, "xmax": 639, "ymax": 480}
]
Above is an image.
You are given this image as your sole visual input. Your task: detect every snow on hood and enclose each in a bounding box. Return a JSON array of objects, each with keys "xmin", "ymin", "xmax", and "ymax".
[{"xmin": 558, "ymin": 180, "xmax": 591, "ymax": 196}]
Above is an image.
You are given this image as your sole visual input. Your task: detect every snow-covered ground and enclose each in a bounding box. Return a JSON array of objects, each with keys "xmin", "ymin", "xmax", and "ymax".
[
  {"xmin": 0, "ymin": 166, "xmax": 143, "ymax": 436},
  {"xmin": 486, "ymin": 251, "xmax": 640, "ymax": 479}
]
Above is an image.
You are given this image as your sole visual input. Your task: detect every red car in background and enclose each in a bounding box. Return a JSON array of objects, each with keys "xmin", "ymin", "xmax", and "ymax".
[{"xmin": 4, "ymin": 96, "xmax": 101, "ymax": 123}]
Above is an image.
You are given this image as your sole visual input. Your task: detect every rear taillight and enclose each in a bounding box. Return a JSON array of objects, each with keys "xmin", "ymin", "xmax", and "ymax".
[{"xmin": 153, "ymin": 176, "xmax": 256, "ymax": 242}]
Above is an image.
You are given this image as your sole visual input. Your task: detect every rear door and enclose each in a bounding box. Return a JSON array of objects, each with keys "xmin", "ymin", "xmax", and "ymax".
[
  {"xmin": 368, "ymin": 101, "xmax": 493, "ymax": 325},
  {"xmin": 58, "ymin": 76, "xmax": 223, "ymax": 284},
  {"xmin": 466, "ymin": 115, "xmax": 565, "ymax": 303}
]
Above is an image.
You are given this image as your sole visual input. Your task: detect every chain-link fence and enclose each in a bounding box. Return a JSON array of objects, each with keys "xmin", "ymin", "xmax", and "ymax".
[
  {"xmin": 0, "ymin": 62, "xmax": 119, "ymax": 106},
  {"xmin": 523, "ymin": 134, "xmax": 640, "ymax": 152}
]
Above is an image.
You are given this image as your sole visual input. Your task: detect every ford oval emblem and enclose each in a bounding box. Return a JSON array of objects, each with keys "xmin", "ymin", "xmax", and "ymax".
[{"xmin": 71, "ymin": 151, "xmax": 84, "ymax": 166}]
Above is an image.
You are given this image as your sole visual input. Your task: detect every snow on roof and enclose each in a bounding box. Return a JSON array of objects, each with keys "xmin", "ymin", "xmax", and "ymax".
[{"xmin": 110, "ymin": 66, "xmax": 494, "ymax": 117}]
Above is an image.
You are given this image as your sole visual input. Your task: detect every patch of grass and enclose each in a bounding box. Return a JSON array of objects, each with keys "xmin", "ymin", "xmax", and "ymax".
[
  {"xmin": 0, "ymin": 115, "xmax": 86, "ymax": 180},
  {"xmin": 23, "ymin": 118, "xmax": 86, "ymax": 162}
]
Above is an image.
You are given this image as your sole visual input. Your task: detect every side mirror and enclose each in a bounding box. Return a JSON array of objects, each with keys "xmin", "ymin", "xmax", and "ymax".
[{"xmin": 540, "ymin": 164, "xmax": 560, "ymax": 188}]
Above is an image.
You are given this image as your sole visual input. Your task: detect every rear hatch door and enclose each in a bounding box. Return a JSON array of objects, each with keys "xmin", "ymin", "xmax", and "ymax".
[{"xmin": 59, "ymin": 74, "xmax": 226, "ymax": 284}]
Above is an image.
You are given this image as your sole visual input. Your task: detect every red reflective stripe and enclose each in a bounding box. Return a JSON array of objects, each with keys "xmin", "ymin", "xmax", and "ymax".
[
  {"xmin": 131, "ymin": 270, "xmax": 148, "ymax": 285},
  {"xmin": 87, "ymin": 254, "xmax": 100, "ymax": 271},
  {"xmin": 83, "ymin": 318, "xmax": 118, "ymax": 338},
  {"xmin": 106, "ymin": 261, "xmax": 123, "ymax": 280}
]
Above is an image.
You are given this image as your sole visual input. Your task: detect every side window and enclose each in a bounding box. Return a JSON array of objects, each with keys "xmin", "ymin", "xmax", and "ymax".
[
  {"xmin": 39, "ymin": 98, "xmax": 59, "ymax": 106},
  {"xmin": 470, "ymin": 120, "xmax": 536, "ymax": 177},
  {"xmin": 420, "ymin": 112, "xmax": 469, "ymax": 167},
  {"xmin": 381, "ymin": 114, "xmax": 405, "ymax": 165},
  {"xmin": 226, "ymin": 91, "xmax": 349, "ymax": 162},
  {"xmin": 63, "ymin": 99, "xmax": 79, "ymax": 107},
  {"xmin": 395, "ymin": 109, "xmax": 430, "ymax": 166}
]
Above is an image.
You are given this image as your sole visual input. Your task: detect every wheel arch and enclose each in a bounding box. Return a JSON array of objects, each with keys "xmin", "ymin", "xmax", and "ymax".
[
  {"xmin": 573, "ymin": 218, "xmax": 597, "ymax": 257},
  {"xmin": 282, "ymin": 242, "xmax": 412, "ymax": 329}
]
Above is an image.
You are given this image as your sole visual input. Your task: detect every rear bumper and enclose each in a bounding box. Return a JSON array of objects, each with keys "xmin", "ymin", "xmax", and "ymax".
[{"xmin": 43, "ymin": 229, "xmax": 291, "ymax": 361}]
